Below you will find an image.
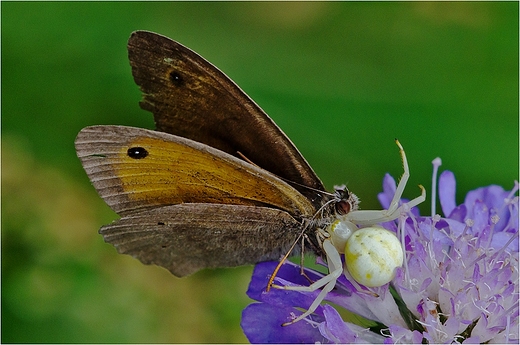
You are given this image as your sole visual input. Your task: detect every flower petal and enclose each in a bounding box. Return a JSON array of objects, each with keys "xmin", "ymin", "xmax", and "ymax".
[
  {"xmin": 378, "ymin": 173, "xmax": 397, "ymax": 210},
  {"xmin": 439, "ymin": 170, "xmax": 457, "ymax": 217},
  {"xmin": 319, "ymin": 305, "xmax": 385, "ymax": 344},
  {"xmin": 241, "ymin": 303, "xmax": 326, "ymax": 343}
]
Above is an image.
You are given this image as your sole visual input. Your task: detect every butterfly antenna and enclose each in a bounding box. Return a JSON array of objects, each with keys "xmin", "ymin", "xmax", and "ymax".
[
  {"xmin": 236, "ymin": 150, "xmax": 337, "ymax": 200},
  {"xmin": 236, "ymin": 151, "xmax": 258, "ymax": 166},
  {"xmin": 312, "ymin": 195, "xmax": 340, "ymax": 221},
  {"xmin": 282, "ymin": 178, "xmax": 336, "ymax": 197}
]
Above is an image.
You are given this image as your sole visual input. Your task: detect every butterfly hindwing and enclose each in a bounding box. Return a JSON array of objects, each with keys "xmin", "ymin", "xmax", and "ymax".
[{"xmin": 100, "ymin": 203, "xmax": 302, "ymax": 277}]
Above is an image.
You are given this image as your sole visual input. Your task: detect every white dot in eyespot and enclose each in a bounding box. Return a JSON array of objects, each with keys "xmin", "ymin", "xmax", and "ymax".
[{"xmin": 344, "ymin": 227, "xmax": 403, "ymax": 287}]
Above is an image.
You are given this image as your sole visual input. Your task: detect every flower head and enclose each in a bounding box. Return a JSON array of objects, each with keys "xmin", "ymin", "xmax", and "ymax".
[{"xmin": 241, "ymin": 170, "xmax": 519, "ymax": 343}]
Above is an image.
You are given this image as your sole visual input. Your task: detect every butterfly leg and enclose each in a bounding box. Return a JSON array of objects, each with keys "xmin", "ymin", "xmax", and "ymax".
[{"xmin": 272, "ymin": 239, "xmax": 342, "ymax": 325}]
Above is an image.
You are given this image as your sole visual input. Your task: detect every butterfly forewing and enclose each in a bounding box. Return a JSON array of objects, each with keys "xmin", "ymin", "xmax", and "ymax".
[
  {"xmin": 75, "ymin": 125, "xmax": 316, "ymax": 218},
  {"xmin": 128, "ymin": 30, "xmax": 325, "ymax": 205}
]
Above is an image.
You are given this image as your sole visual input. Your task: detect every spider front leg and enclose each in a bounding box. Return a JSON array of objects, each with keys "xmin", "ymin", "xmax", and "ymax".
[
  {"xmin": 388, "ymin": 140, "xmax": 411, "ymax": 216},
  {"xmin": 346, "ymin": 140, "xmax": 426, "ymax": 226},
  {"xmin": 346, "ymin": 185, "xmax": 426, "ymax": 226}
]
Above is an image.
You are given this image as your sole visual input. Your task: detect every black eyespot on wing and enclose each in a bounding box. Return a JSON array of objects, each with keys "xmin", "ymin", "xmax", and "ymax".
[
  {"xmin": 127, "ymin": 147, "xmax": 149, "ymax": 159},
  {"xmin": 170, "ymin": 71, "xmax": 183, "ymax": 86}
]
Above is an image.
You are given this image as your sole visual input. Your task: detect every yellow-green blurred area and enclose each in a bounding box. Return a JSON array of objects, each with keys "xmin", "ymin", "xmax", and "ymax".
[{"xmin": 2, "ymin": 2, "xmax": 518, "ymax": 343}]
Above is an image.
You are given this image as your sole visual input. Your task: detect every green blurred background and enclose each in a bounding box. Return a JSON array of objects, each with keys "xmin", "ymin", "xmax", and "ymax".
[{"xmin": 2, "ymin": 2, "xmax": 518, "ymax": 343}]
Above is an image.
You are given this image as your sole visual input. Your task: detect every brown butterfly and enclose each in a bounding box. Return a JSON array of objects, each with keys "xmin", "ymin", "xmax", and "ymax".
[{"xmin": 75, "ymin": 31, "xmax": 424, "ymax": 324}]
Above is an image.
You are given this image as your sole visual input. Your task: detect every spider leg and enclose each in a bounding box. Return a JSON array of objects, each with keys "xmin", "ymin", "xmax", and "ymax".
[
  {"xmin": 386, "ymin": 139, "xmax": 410, "ymax": 216},
  {"xmin": 346, "ymin": 185, "xmax": 426, "ymax": 226},
  {"xmin": 271, "ymin": 240, "xmax": 342, "ymax": 326},
  {"xmin": 344, "ymin": 140, "xmax": 426, "ymax": 226}
]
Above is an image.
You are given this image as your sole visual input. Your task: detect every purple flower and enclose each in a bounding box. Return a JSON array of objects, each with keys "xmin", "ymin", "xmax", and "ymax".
[{"xmin": 241, "ymin": 170, "xmax": 519, "ymax": 343}]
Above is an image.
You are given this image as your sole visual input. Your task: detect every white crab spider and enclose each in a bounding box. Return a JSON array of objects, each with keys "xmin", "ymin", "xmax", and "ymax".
[{"xmin": 273, "ymin": 140, "xmax": 426, "ymax": 326}]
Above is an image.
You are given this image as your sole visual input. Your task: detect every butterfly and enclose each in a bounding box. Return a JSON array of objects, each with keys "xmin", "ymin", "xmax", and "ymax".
[{"xmin": 75, "ymin": 31, "xmax": 425, "ymax": 325}]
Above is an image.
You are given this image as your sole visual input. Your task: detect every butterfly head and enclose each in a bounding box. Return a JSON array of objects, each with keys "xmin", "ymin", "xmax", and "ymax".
[{"xmin": 333, "ymin": 185, "xmax": 360, "ymax": 216}]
